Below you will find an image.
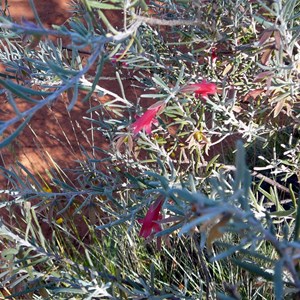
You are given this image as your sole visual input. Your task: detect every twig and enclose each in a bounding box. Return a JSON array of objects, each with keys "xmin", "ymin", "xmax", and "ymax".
[
  {"xmin": 132, "ymin": 14, "xmax": 201, "ymax": 27},
  {"xmin": 220, "ymin": 165, "xmax": 291, "ymax": 195}
]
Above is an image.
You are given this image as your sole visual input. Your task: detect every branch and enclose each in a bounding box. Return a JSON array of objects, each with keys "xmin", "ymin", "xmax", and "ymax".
[{"xmin": 132, "ymin": 14, "xmax": 201, "ymax": 27}]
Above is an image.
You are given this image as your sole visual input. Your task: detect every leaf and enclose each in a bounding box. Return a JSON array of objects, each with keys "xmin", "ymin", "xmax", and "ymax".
[
  {"xmin": 258, "ymin": 29, "xmax": 273, "ymax": 46},
  {"xmin": 52, "ymin": 288, "xmax": 87, "ymax": 295},
  {"xmin": 178, "ymin": 210, "xmax": 224, "ymax": 236},
  {"xmin": 233, "ymin": 259, "xmax": 273, "ymax": 281},
  {"xmin": 274, "ymin": 30, "xmax": 281, "ymax": 50},
  {"xmin": 282, "ymin": 0, "xmax": 298, "ymax": 20},
  {"xmin": 222, "ymin": 63, "xmax": 233, "ymax": 76},
  {"xmin": 67, "ymin": 82, "xmax": 79, "ymax": 111},
  {"xmin": 234, "ymin": 140, "xmax": 246, "ymax": 191},
  {"xmin": 10, "ymin": 274, "xmax": 30, "ymax": 289},
  {"xmin": 82, "ymin": 55, "xmax": 105, "ymax": 103},
  {"xmin": 152, "ymin": 74, "xmax": 170, "ymax": 92},
  {"xmin": 274, "ymin": 260, "xmax": 284, "ymax": 299},
  {"xmin": 256, "ymin": 1, "xmax": 277, "ymax": 16},
  {"xmin": 6, "ymin": 90, "xmax": 21, "ymax": 116},
  {"xmin": 0, "ymin": 79, "xmax": 40, "ymax": 103},
  {"xmin": 16, "ymin": 162, "xmax": 42, "ymax": 189},
  {"xmin": 155, "ymin": 222, "xmax": 182, "ymax": 238},
  {"xmin": 253, "ymin": 15, "xmax": 274, "ymax": 28},
  {"xmin": 253, "ymin": 71, "xmax": 274, "ymax": 82},
  {"xmin": 148, "ymin": 100, "xmax": 166, "ymax": 110},
  {"xmin": 294, "ymin": 195, "xmax": 300, "ymax": 241},
  {"xmin": 211, "ymin": 243, "xmax": 246, "ymax": 262},
  {"xmin": 47, "ymin": 60, "xmax": 78, "ymax": 77},
  {"xmin": 270, "ymin": 208, "xmax": 295, "ymax": 217},
  {"xmin": 0, "ymin": 115, "xmax": 32, "ymax": 148},
  {"xmin": 273, "ymin": 99, "xmax": 285, "ymax": 117},
  {"xmin": 261, "ymin": 46, "xmax": 273, "ymax": 65},
  {"xmin": 141, "ymin": 94, "xmax": 167, "ymax": 99},
  {"xmin": 88, "ymin": 1, "xmax": 122, "ymax": 10}
]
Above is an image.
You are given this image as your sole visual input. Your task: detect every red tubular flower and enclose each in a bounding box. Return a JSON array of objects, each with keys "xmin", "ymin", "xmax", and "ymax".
[
  {"xmin": 131, "ymin": 105, "xmax": 162, "ymax": 135},
  {"xmin": 211, "ymin": 47, "xmax": 218, "ymax": 63},
  {"xmin": 181, "ymin": 80, "xmax": 217, "ymax": 99},
  {"xmin": 138, "ymin": 198, "xmax": 164, "ymax": 239}
]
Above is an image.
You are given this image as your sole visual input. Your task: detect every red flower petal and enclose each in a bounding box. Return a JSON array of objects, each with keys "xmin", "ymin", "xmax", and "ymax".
[
  {"xmin": 211, "ymin": 47, "xmax": 218, "ymax": 63},
  {"xmin": 139, "ymin": 198, "xmax": 164, "ymax": 239},
  {"xmin": 131, "ymin": 105, "xmax": 162, "ymax": 135},
  {"xmin": 181, "ymin": 80, "xmax": 217, "ymax": 99}
]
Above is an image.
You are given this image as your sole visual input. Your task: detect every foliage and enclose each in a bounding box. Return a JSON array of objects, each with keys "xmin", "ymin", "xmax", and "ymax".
[{"xmin": 0, "ymin": 0, "xmax": 300, "ymax": 299}]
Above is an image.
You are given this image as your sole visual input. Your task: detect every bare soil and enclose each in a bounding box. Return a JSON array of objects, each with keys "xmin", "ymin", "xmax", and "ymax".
[{"xmin": 0, "ymin": 1, "xmax": 138, "ymax": 187}]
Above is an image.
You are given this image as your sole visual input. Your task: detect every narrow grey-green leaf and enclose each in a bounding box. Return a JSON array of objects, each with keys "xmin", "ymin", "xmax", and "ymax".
[
  {"xmin": 10, "ymin": 274, "xmax": 30, "ymax": 288},
  {"xmin": 67, "ymin": 82, "xmax": 79, "ymax": 111},
  {"xmin": 2, "ymin": 79, "xmax": 52, "ymax": 97},
  {"xmin": 153, "ymin": 74, "xmax": 170, "ymax": 92},
  {"xmin": 0, "ymin": 115, "xmax": 32, "ymax": 148},
  {"xmin": 274, "ymin": 259, "xmax": 284, "ymax": 299},
  {"xmin": 52, "ymin": 287, "xmax": 86, "ymax": 294},
  {"xmin": 0, "ymin": 79, "xmax": 39, "ymax": 103},
  {"xmin": 155, "ymin": 222, "xmax": 182, "ymax": 238},
  {"xmin": 16, "ymin": 162, "xmax": 42, "ymax": 189},
  {"xmin": 46, "ymin": 60, "xmax": 78, "ymax": 77},
  {"xmin": 233, "ymin": 259, "xmax": 273, "ymax": 281},
  {"xmin": 294, "ymin": 194, "xmax": 300, "ymax": 241},
  {"xmin": 179, "ymin": 210, "xmax": 224, "ymax": 236},
  {"xmin": 6, "ymin": 90, "xmax": 21, "ymax": 116},
  {"xmin": 88, "ymin": 1, "xmax": 122, "ymax": 9},
  {"xmin": 83, "ymin": 54, "xmax": 105, "ymax": 103}
]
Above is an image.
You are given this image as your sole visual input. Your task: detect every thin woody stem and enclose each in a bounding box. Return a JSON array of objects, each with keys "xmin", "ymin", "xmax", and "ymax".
[{"xmin": 132, "ymin": 14, "xmax": 201, "ymax": 27}]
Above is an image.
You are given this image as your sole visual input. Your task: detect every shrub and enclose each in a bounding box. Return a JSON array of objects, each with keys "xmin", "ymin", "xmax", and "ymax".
[{"xmin": 0, "ymin": 0, "xmax": 299, "ymax": 298}]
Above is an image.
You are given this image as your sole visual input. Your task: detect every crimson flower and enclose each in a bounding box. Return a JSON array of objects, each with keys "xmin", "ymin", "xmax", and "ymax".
[
  {"xmin": 138, "ymin": 198, "xmax": 164, "ymax": 239},
  {"xmin": 211, "ymin": 47, "xmax": 218, "ymax": 63},
  {"xmin": 181, "ymin": 80, "xmax": 217, "ymax": 99},
  {"xmin": 131, "ymin": 105, "xmax": 162, "ymax": 135}
]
